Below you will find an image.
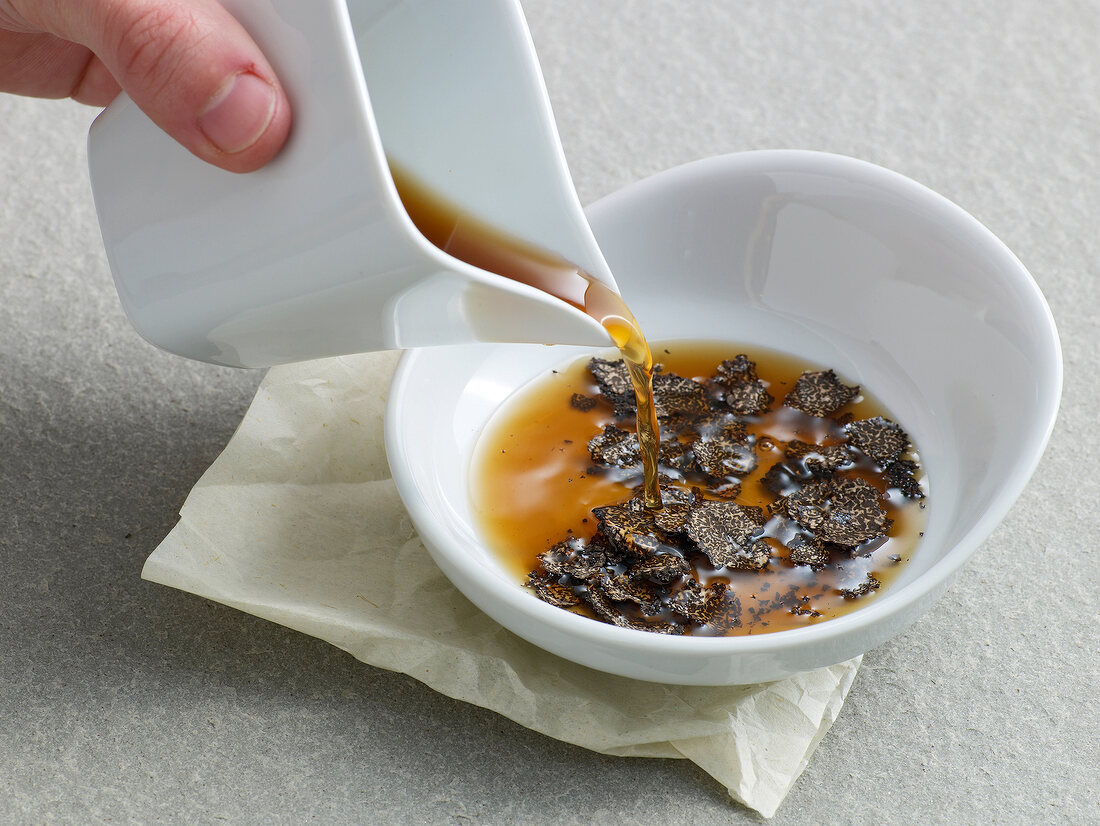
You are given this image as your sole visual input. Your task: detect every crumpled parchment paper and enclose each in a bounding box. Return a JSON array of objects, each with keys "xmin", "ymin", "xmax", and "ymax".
[{"xmin": 142, "ymin": 350, "xmax": 860, "ymax": 817}]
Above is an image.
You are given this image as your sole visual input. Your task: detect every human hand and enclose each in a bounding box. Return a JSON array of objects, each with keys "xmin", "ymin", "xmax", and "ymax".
[{"xmin": 0, "ymin": 0, "xmax": 291, "ymax": 172}]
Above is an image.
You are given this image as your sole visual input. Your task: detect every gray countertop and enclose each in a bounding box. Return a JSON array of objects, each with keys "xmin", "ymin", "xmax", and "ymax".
[{"xmin": 1, "ymin": 1, "xmax": 1096, "ymax": 823}]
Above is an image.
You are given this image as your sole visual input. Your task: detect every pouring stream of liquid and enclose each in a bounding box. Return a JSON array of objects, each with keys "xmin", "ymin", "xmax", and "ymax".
[{"xmin": 390, "ymin": 165, "xmax": 662, "ymax": 509}]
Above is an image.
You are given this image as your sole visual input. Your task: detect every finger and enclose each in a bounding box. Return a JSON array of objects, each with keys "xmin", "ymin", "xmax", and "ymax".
[
  {"xmin": 70, "ymin": 53, "xmax": 121, "ymax": 106},
  {"xmin": 0, "ymin": 28, "xmax": 118, "ymax": 102},
  {"xmin": 40, "ymin": 0, "xmax": 292, "ymax": 172}
]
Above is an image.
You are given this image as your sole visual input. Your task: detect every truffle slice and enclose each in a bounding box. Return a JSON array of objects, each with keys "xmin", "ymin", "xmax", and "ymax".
[
  {"xmin": 588, "ymin": 358, "xmax": 636, "ymax": 417},
  {"xmin": 596, "ymin": 571, "xmax": 663, "ymax": 614},
  {"xmin": 845, "ymin": 416, "xmax": 910, "ymax": 465},
  {"xmin": 628, "ymin": 553, "xmax": 691, "ymax": 583},
  {"xmin": 570, "ymin": 392, "xmax": 597, "ymax": 412},
  {"xmin": 629, "ymin": 483, "xmax": 694, "ymax": 508},
  {"xmin": 698, "ymin": 481, "xmax": 742, "ymax": 500},
  {"xmin": 586, "ymin": 585, "xmax": 684, "ymax": 635},
  {"xmin": 588, "ymin": 425, "xmax": 640, "ymax": 468},
  {"xmin": 785, "ymin": 370, "xmax": 860, "ymax": 416},
  {"xmin": 653, "ymin": 372, "xmax": 710, "ymax": 418},
  {"xmin": 659, "ymin": 485, "xmax": 696, "ymax": 507},
  {"xmin": 586, "ymin": 531, "xmax": 629, "ymax": 567},
  {"xmin": 761, "ymin": 462, "xmax": 800, "ymax": 496},
  {"xmin": 591, "ymin": 503, "xmax": 663, "ymax": 556},
  {"xmin": 742, "ymin": 540, "xmax": 774, "ymax": 571},
  {"xmin": 666, "ymin": 580, "xmax": 719, "ymax": 619},
  {"xmin": 658, "ymin": 438, "xmax": 694, "ymax": 472},
  {"xmin": 782, "ymin": 478, "xmax": 890, "ymax": 547},
  {"xmin": 685, "ymin": 500, "xmax": 769, "ymax": 569},
  {"xmin": 703, "ymin": 588, "xmax": 744, "ymax": 632},
  {"xmin": 527, "ymin": 573, "xmax": 584, "ymax": 608},
  {"xmin": 692, "ymin": 425, "xmax": 757, "ymax": 478},
  {"xmin": 723, "ymin": 381, "xmax": 774, "ymax": 416},
  {"xmin": 786, "ymin": 440, "xmax": 855, "ymax": 475},
  {"xmin": 787, "ymin": 534, "xmax": 829, "ymax": 569},
  {"xmin": 588, "ymin": 360, "xmax": 711, "ymax": 422},
  {"xmin": 715, "ymin": 355, "xmax": 774, "ymax": 415},
  {"xmin": 884, "ymin": 459, "xmax": 924, "ymax": 499},
  {"xmin": 536, "ymin": 537, "xmax": 607, "ymax": 581},
  {"xmin": 629, "ymin": 485, "xmax": 695, "ymax": 533},
  {"xmin": 653, "ymin": 503, "xmax": 692, "ymax": 534},
  {"xmin": 716, "ymin": 354, "xmax": 759, "ymax": 383},
  {"xmin": 689, "ymin": 413, "xmax": 747, "ymax": 441},
  {"xmin": 666, "ymin": 580, "xmax": 744, "ymax": 631},
  {"xmin": 840, "ymin": 572, "xmax": 882, "ymax": 598},
  {"xmin": 588, "ymin": 426, "xmax": 692, "ymax": 472}
]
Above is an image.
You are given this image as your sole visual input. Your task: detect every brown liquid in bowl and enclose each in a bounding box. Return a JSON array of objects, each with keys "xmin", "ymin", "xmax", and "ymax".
[{"xmin": 469, "ymin": 342, "xmax": 926, "ymax": 635}]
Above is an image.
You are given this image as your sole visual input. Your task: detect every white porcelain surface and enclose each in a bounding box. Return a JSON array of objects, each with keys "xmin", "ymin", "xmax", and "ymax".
[
  {"xmin": 87, "ymin": 0, "xmax": 614, "ymax": 368},
  {"xmin": 386, "ymin": 150, "xmax": 1062, "ymax": 686}
]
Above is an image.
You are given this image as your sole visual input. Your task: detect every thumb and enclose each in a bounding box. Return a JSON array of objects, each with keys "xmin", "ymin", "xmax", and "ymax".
[{"xmin": 74, "ymin": 0, "xmax": 291, "ymax": 172}]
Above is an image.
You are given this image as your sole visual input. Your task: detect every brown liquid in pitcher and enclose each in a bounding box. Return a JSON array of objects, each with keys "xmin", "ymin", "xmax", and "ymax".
[{"xmin": 390, "ymin": 165, "xmax": 662, "ymax": 509}]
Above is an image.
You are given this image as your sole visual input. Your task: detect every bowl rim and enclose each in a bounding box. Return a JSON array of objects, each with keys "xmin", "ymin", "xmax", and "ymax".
[{"xmin": 385, "ymin": 149, "xmax": 1063, "ymax": 660}]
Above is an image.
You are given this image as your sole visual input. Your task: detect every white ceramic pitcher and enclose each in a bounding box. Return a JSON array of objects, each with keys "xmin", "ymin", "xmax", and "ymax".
[{"xmin": 88, "ymin": 0, "xmax": 616, "ymax": 368}]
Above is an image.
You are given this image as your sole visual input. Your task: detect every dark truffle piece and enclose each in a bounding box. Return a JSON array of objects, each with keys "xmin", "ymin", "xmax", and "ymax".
[
  {"xmin": 761, "ymin": 462, "xmax": 800, "ymax": 496},
  {"xmin": 667, "ymin": 580, "xmax": 744, "ymax": 631},
  {"xmin": 586, "ymin": 585, "xmax": 685, "ymax": 635},
  {"xmin": 786, "ymin": 440, "xmax": 855, "ymax": 475},
  {"xmin": 789, "ymin": 604, "xmax": 823, "ymax": 618},
  {"xmin": 781, "ymin": 480, "xmax": 833, "ymax": 531},
  {"xmin": 588, "ymin": 422, "xmax": 694, "ymax": 474},
  {"xmin": 588, "ymin": 425, "xmax": 640, "ymax": 468},
  {"xmin": 785, "ymin": 370, "xmax": 860, "ymax": 417},
  {"xmin": 596, "ymin": 571, "xmax": 663, "ymax": 614},
  {"xmin": 627, "ymin": 553, "xmax": 691, "ymax": 583},
  {"xmin": 884, "ymin": 459, "xmax": 924, "ymax": 499},
  {"xmin": 591, "ymin": 503, "xmax": 662, "ymax": 556},
  {"xmin": 840, "ymin": 572, "xmax": 882, "ymax": 598},
  {"xmin": 658, "ymin": 485, "xmax": 696, "ymax": 507},
  {"xmin": 715, "ymin": 354, "xmax": 759, "ymax": 383},
  {"xmin": 629, "ymin": 483, "xmax": 695, "ymax": 509},
  {"xmin": 723, "ymin": 381, "xmax": 774, "ymax": 416},
  {"xmin": 570, "ymin": 392, "xmax": 597, "ymax": 412},
  {"xmin": 527, "ymin": 573, "xmax": 584, "ymax": 608},
  {"xmin": 782, "ymin": 478, "xmax": 890, "ymax": 547},
  {"xmin": 658, "ymin": 438, "xmax": 694, "ymax": 472},
  {"xmin": 587, "ymin": 360, "xmax": 712, "ymax": 424},
  {"xmin": 588, "ymin": 358, "xmax": 636, "ymax": 417},
  {"xmin": 762, "ymin": 442, "xmax": 852, "ymax": 496},
  {"xmin": 536, "ymin": 537, "xmax": 607, "ymax": 580},
  {"xmin": 703, "ymin": 588, "xmax": 744, "ymax": 632},
  {"xmin": 536, "ymin": 537, "xmax": 583, "ymax": 576},
  {"xmin": 653, "ymin": 372, "xmax": 710, "ymax": 418},
  {"xmin": 690, "ymin": 413, "xmax": 747, "ymax": 441},
  {"xmin": 627, "ymin": 485, "xmax": 694, "ymax": 533},
  {"xmin": 666, "ymin": 580, "xmax": 722, "ymax": 621},
  {"xmin": 715, "ymin": 355, "xmax": 773, "ymax": 415},
  {"xmin": 653, "ymin": 503, "xmax": 692, "ymax": 534},
  {"xmin": 692, "ymin": 426, "xmax": 757, "ymax": 478},
  {"xmin": 704, "ymin": 481, "xmax": 743, "ymax": 499},
  {"xmin": 787, "ymin": 534, "xmax": 829, "ymax": 569},
  {"xmin": 685, "ymin": 500, "xmax": 769, "ymax": 569},
  {"xmin": 845, "ymin": 416, "xmax": 910, "ymax": 465},
  {"xmin": 741, "ymin": 540, "xmax": 774, "ymax": 570}
]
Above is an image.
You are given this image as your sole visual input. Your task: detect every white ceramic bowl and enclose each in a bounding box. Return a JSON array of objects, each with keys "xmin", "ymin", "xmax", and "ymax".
[{"xmin": 385, "ymin": 150, "xmax": 1061, "ymax": 685}]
